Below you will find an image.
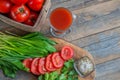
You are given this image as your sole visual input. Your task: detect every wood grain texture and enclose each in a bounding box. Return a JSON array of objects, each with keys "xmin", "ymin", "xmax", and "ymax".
[
  {"xmin": 0, "ymin": 21, "xmax": 28, "ymax": 35},
  {"xmin": 50, "ymin": 38, "xmax": 95, "ymax": 80},
  {"xmin": 51, "ymin": 0, "xmax": 111, "ymax": 11},
  {"xmin": 95, "ymin": 58, "xmax": 120, "ymax": 80},
  {"xmin": 46, "ymin": 0, "xmax": 111, "ymax": 18},
  {"xmin": 71, "ymin": 27, "xmax": 120, "ymax": 64}
]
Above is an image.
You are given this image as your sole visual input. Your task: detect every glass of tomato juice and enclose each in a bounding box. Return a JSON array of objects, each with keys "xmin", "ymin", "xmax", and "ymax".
[{"xmin": 49, "ymin": 7, "xmax": 76, "ymax": 37}]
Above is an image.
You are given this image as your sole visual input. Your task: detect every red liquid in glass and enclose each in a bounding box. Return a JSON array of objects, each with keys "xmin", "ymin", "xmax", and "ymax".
[{"xmin": 50, "ymin": 7, "xmax": 73, "ymax": 31}]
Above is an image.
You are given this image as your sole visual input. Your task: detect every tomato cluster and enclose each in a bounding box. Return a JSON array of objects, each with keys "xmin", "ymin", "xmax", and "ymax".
[
  {"xmin": 0, "ymin": 0, "xmax": 44, "ymax": 26},
  {"xmin": 23, "ymin": 46, "xmax": 74, "ymax": 75}
]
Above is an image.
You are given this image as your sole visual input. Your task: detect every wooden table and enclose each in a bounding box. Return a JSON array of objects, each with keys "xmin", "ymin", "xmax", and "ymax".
[{"xmin": 0, "ymin": 0, "xmax": 120, "ymax": 80}]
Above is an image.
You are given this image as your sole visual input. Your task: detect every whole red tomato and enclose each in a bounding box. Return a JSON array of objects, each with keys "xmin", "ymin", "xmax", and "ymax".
[
  {"xmin": 0, "ymin": 0, "xmax": 12, "ymax": 13},
  {"xmin": 10, "ymin": 0, "xmax": 28, "ymax": 5},
  {"xmin": 24, "ymin": 11, "xmax": 38, "ymax": 26},
  {"xmin": 27, "ymin": 0, "xmax": 44, "ymax": 12},
  {"xmin": 10, "ymin": 5, "xmax": 30, "ymax": 22}
]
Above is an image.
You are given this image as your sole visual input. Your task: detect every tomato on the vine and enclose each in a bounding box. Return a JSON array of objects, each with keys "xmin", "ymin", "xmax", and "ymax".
[
  {"xmin": 27, "ymin": 0, "xmax": 44, "ymax": 12},
  {"xmin": 10, "ymin": 0, "xmax": 28, "ymax": 5},
  {"xmin": 51, "ymin": 52, "xmax": 64, "ymax": 68},
  {"xmin": 24, "ymin": 11, "xmax": 38, "ymax": 26},
  {"xmin": 0, "ymin": 0, "xmax": 12, "ymax": 13},
  {"xmin": 10, "ymin": 5, "xmax": 30, "ymax": 22},
  {"xmin": 60, "ymin": 46, "xmax": 74, "ymax": 61}
]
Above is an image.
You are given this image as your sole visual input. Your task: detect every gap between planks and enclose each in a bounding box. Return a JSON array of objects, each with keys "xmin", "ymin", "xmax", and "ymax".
[{"xmin": 95, "ymin": 57, "xmax": 120, "ymax": 80}]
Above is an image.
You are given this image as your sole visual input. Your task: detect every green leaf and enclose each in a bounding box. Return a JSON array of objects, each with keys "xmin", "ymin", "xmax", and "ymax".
[
  {"xmin": 64, "ymin": 61, "xmax": 73, "ymax": 68},
  {"xmin": 1, "ymin": 66, "xmax": 16, "ymax": 78},
  {"xmin": 68, "ymin": 76, "xmax": 73, "ymax": 80},
  {"xmin": 22, "ymin": 32, "xmax": 56, "ymax": 45},
  {"xmin": 58, "ymin": 74, "xmax": 66, "ymax": 80},
  {"xmin": 11, "ymin": 60, "xmax": 28, "ymax": 71},
  {"xmin": 44, "ymin": 73, "xmax": 49, "ymax": 80},
  {"xmin": 38, "ymin": 75, "xmax": 43, "ymax": 80},
  {"xmin": 68, "ymin": 70, "xmax": 77, "ymax": 75},
  {"xmin": 49, "ymin": 71, "xmax": 59, "ymax": 80}
]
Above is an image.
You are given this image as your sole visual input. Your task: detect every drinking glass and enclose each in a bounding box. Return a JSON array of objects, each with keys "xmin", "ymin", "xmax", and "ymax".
[{"xmin": 49, "ymin": 7, "xmax": 76, "ymax": 37}]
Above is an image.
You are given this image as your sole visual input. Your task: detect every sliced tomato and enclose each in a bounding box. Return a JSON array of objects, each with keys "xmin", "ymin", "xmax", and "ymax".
[
  {"xmin": 45, "ymin": 54, "xmax": 56, "ymax": 72},
  {"xmin": 38, "ymin": 58, "xmax": 47, "ymax": 74},
  {"xmin": 51, "ymin": 52, "xmax": 64, "ymax": 68},
  {"xmin": 60, "ymin": 46, "xmax": 74, "ymax": 61},
  {"xmin": 31, "ymin": 58, "xmax": 40, "ymax": 75},
  {"xmin": 23, "ymin": 58, "xmax": 33, "ymax": 70}
]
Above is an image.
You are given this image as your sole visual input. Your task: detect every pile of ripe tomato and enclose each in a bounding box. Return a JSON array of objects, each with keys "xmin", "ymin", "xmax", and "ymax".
[
  {"xmin": 0, "ymin": 0, "xmax": 44, "ymax": 26},
  {"xmin": 23, "ymin": 46, "xmax": 74, "ymax": 75}
]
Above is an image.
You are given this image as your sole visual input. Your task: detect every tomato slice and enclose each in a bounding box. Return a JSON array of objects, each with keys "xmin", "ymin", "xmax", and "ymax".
[
  {"xmin": 38, "ymin": 58, "xmax": 47, "ymax": 74},
  {"xmin": 31, "ymin": 58, "xmax": 40, "ymax": 75},
  {"xmin": 60, "ymin": 46, "xmax": 74, "ymax": 61},
  {"xmin": 23, "ymin": 58, "xmax": 33, "ymax": 70},
  {"xmin": 51, "ymin": 52, "xmax": 64, "ymax": 68},
  {"xmin": 45, "ymin": 54, "xmax": 56, "ymax": 72}
]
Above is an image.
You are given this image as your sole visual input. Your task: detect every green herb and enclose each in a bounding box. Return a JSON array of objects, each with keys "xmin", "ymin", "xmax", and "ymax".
[
  {"xmin": 22, "ymin": 32, "xmax": 56, "ymax": 45},
  {"xmin": 38, "ymin": 71, "xmax": 59, "ymax": 80},
  {"xmin": 38, "ymin": 59, "xmax": 78, "ymax": 80},
  {"xmin": 0, "ymin": 32, "xmax": 56, "ymax": 78}
]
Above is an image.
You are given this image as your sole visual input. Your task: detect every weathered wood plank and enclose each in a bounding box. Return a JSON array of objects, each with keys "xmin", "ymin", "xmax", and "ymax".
[
  {"xmin": 51, "ymin": 0, "xmax": 111, "ymax": 11},
  {"xmin": 0, "ymin": 21, "xmax": 29, "ymax": 35},
  {"xmin": 71, "ymin": 27, "xmax": 120, "ymax": 64},
  {"xmin": 41, "ymin": 0, "xmax": 120, "ymax": 42},
  {"xmin": 96, "ymin": 58, "xmax": 120, "ymax": 80},
  {"xmin": 47, "ymin": 0, "xmax": 111, "ymax": 18},
  {"xmin": 0, "ymin": 20, "xmax": 11, "ymax": 29}
]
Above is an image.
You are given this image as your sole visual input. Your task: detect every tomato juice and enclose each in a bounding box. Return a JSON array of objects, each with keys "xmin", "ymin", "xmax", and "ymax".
[{"xmin": 50, "ymin": 7, "xmax": 73, "ymax": 31}]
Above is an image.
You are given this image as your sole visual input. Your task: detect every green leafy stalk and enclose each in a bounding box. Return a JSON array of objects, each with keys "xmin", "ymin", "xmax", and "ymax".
[
  {"xmin": 0, "ymin": 32, "xmax": 56, "ymax": 78},
  {"xmin": 22, "ymin": 32, "xmax": 56, "ymax": 45}
]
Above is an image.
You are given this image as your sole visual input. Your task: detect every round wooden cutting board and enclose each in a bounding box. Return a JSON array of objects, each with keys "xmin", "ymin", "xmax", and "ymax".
[{"xmin": 51, "ymin": 38, "xmax": 96, "ymax": 80}]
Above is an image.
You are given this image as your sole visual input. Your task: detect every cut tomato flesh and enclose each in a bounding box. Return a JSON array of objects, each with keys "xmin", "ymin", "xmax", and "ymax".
[
  {"xmin": 45, "ymin": 54, "xmax": 56, "ymax": 72},
  {"xmin": 52, "ymin": 52, "xmax": 64, "ymax": 68},
  {"xmin": 31, "ymin": 58, "xmax": 40, "ymax": 75},
  {"xmin": 38, "ymin": 58, "xmax": 47, "ymax": 74},
  {"xmin": 60, "ymin": 46, "xmax": 74, "ymax": 61},
  {"xmin": 23, "ymin": 58, "xmax": 33, "ymax": 70}
]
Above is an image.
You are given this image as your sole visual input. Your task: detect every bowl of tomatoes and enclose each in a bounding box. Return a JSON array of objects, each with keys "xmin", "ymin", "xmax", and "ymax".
[{"xmin": 0, "ymin": 0, "xmax": 51, "ymax": 33}]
